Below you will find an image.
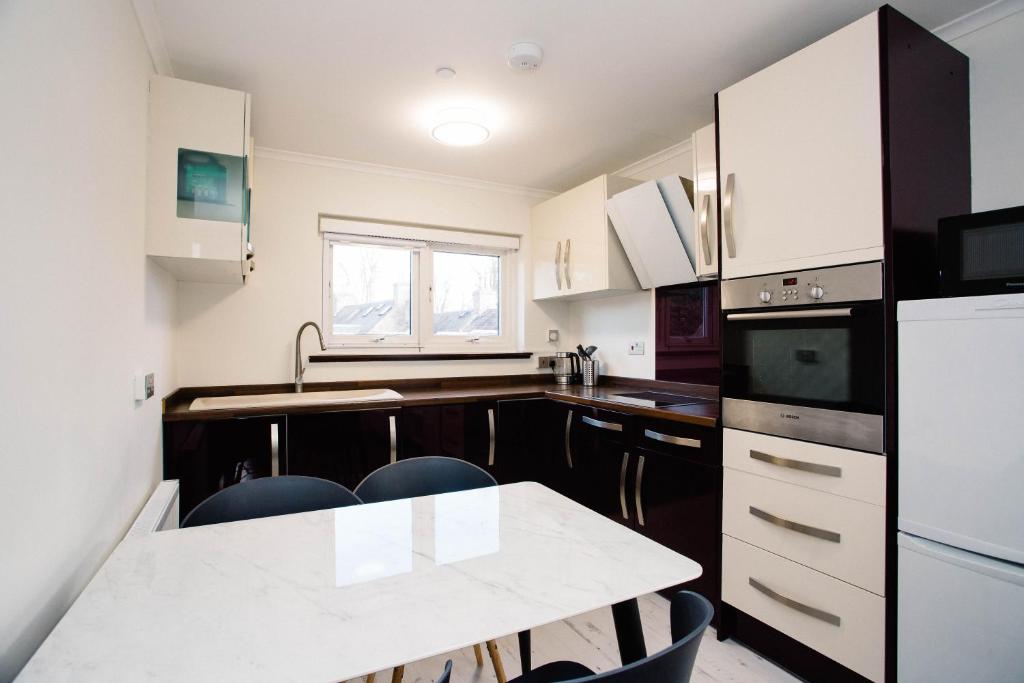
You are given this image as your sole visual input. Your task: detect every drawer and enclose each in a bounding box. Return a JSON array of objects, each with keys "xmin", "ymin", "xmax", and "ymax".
[
  {"xmin": 722, "ymin": 535, "xmax": 885, "ymax": 683},
  {"xmin": 576, "ymin": 406, "xmax": 633, "ymax": 442},
  {"xmin": 723, "ymin": 468, "xmax": 885, "ymax": 594},
  {"xmin": 634, "ymin": 417, "xmax": 719, "ymax": 466},
  {"xmin": 724, "ymin": 429, "xmax": 885, "ymax": 505}
]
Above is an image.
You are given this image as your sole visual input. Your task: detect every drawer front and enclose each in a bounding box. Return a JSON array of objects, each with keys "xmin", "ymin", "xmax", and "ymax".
[
  {"xmin": 577, "ymin": 406, "xmax": 634, "ymax": 442},
  {"xmin": 635, "ymin": 417, "xmax": 719, "ymax": 466},
  {"xmin": 722, "ymin": 535, "xmax": 885, "ymax": 682},
  {"xmin": 724, "ymin": 429, "xmax": 885, "ymax": 505},
  {"xmin": 723, "ymin": 468, "xmax": 885, "ymax": 594}
]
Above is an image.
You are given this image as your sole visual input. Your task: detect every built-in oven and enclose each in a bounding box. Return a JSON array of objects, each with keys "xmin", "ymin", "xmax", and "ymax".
[{"xmin": 721, "ymin": 261, "xmax": 885, "ymax": 454}]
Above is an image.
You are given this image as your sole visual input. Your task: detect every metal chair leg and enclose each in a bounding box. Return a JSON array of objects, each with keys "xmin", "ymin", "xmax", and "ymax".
[{"xmin": 485, "ymin": 640, "xmax": 507, "ymax": 683}]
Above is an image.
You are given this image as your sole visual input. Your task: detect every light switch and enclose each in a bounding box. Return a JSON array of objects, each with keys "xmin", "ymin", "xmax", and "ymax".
[
  {"xmin": 547, "ymin": 329, "xmax": 559, "ymax": 343},
  {"xmin": 134, "ymin": 373, "xmax": 155, "ymax": 402},
  {"xmin": 628, "ymin": 341, "xmax": 646, "ymax": 356}
]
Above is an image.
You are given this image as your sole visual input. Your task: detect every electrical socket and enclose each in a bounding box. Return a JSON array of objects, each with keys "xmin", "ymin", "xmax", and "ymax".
[
  {"xmin": 628, "ymin": 341, "xmax": 645, "ymax": 356},
  {"xmin": 537, "ymin": 355, "xmax": 556, "ymax": 369}
]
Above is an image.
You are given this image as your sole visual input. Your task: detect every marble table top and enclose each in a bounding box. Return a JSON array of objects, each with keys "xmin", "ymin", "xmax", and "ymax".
[{"xmin": 17, "ymin": 482, "xmax": 701, "ymax": 682}]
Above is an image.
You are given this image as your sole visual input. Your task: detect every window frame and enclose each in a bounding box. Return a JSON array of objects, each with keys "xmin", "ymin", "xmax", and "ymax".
[{"xmin": 322, "ymin": 233, "xmax": 516, "ymax": 351}]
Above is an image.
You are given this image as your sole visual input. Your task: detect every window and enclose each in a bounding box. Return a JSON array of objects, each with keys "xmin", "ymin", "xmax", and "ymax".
[{"xmin": 323, "ymin": 233, "xmax": 514, "ymax": 350}]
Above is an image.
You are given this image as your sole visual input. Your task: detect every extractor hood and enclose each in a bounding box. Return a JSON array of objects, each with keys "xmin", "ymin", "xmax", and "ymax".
[{"xmin": 606, "ymin": 175, "xmax": 697, "ymax": 289}]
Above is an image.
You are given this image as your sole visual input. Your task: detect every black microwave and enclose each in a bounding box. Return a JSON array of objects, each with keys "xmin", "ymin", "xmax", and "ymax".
[{"xmin": 939, "ymin": 205, "xmax": 1024, "ymax": 296}]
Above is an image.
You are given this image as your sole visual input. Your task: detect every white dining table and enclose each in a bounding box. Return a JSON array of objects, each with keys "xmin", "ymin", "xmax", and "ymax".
[{"xmin": 17, "ymin": 482, "xmax": 701, "ymax": 682}]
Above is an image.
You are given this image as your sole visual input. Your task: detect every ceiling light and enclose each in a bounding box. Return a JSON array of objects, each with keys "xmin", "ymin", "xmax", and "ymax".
[{"xmin": 430, "ymin": 108, "xmax": 490, "ymax": 146}]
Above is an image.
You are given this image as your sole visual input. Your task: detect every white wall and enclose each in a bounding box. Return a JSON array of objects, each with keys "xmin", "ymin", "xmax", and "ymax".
[
  {"xmin": 950, "ymin": 9, "xmax": 1024, "ymax": 212},
  {"xmin": 175, "ymin": 151, "xmax": 569, "ymax": 386},
  {"xmin": 567, "ymin": 141, "xmax": 697, "ymax": 378},
  {"xmin": 0, "ymin": 1, "xmax": 176, "ymax": 680}
]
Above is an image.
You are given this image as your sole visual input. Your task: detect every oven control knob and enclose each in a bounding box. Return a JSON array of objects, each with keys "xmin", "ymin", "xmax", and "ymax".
[
  {"xmin": 758, "ymin": 289, "xmax": 772, "ymax": 303},
  {"xmin": 809, "ymin": 284, "xmax": 825, "ymax": 300}
]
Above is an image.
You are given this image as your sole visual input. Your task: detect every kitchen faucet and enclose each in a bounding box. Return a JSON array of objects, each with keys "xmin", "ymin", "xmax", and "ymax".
[{"xmin": 294, "ymin": 321, "xmax": 326, "ymax": 393}]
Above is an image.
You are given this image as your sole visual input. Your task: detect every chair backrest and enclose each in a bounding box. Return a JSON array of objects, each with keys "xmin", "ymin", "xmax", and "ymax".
[
  {"xmin": 436, "ymin": 660, "xmax": 453, "ymax": 683},
  {"xmin": 181, "ymin": 476, "xmax": 362, "ymax": 528},
  {"xmin": 354, "ymin": 456, "xmax": 497, "ymax": 503},
  {"xmin": 579, "ymin": 592, "xmax": 713, "ymax": 683}
]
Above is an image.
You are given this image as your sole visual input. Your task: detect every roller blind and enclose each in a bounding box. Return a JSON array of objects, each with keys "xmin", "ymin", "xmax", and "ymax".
[{"xmin": 319, "ymin": 216, "xmax": 520, "ymax": 250}]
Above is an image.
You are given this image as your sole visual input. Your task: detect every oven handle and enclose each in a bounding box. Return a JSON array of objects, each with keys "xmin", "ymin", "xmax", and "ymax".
[{"xmin": 726, "ymin": 307, "xmax": 853, "ymax": 321}]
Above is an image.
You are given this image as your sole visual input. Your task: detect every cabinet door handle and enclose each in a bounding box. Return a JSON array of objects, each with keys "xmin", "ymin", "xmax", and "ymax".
[
  {"xmin": 388, "ymin": 415, "xmax": 397, "ymax": 464},
  {"xmin": 634, "ymin": 454, "xmax": 646, "ymax": 527},
  {"xmin": 487, "ymin": 408, "xmax": 496, "ymax": 467},
  {"xmin": 619, "ymin": 452, "xmax": 631, "ymax": 521},
  {"xmin": 270, "ymin": 422, "xmax": 280, "ymax": 477},
  {"xmin": 749, "ymin": 578, "xmax": 841, "ymax": 627},
  {"xmin": 749, "ymin": 450, "xmax": 841, "ymax": 477},
  {"xmin": 555, "ymin": 241, "xmax": 563, "ymax": 290},
  {"xmin": 644, "ymin": 429, "xmax": 700, "ymax": 449},
  {"xmin": 582, "ymin": 415, "xmax": 623, "ymax": 432},
  {"xmin": 565, "ymin": 410, "xmax": 574, "ymax": 469},
  {"xmin": 699, "ymin": 193, "xmax": 712, "ymax": 266},
  {"xmin": 723, "ymin": 173, "xmax": 736, "ymax": 258},
  {"xmin": 749, "ymin": 506, "xmax": 841, "ymax": 543},
  {"xmin": 563, "ymin": 238, "xmax": 572, "ymax": 289}
]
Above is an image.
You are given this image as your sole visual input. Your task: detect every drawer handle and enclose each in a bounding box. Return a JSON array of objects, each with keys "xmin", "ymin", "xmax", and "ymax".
[
  {"xmin": 749, "ymin": 506, "xmax": 841, "ymax": 543},
  {"xmin": 749, "ymin": 578, "xmax": 841, "ymax": 627},
  {"xmin": 619, "ymin": 452, "xmax": 630, "ymax": 521},
  {"xmin": 582, "ymin": 415, "xmax": 623, "ymax": 432},
  {"xmin": 644, "ymin": 429, "xmax": 700, "ymax": 449},
  {"xmin": 749, "ymin": 450, "xmax": 841, "ymax": 478}
]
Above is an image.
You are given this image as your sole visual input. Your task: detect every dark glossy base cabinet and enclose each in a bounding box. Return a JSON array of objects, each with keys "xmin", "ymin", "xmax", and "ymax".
[{"xmin": 163, "ymin": 397, "xmax": 722, "ymax": 613}]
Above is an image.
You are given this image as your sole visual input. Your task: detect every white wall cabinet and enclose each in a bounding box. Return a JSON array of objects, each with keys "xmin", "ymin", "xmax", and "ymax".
[
  {"xmin": 146, "ymin": 77, "xmax": 254, "ymax": 284},
  {"xmin": 691, "ymin": 123, "xmax": 718, "ymax": 279},
  {"xmin": 531, "ymin": 174, "xmax": 640, "ymax": 301},
  {"xmin": 717, "ymin": 13, "xmax": 885, "ymax": 279}
]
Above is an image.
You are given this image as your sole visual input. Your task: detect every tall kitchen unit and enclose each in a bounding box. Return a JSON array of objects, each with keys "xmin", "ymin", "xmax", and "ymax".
[
  {"xmin": 714, "ymin": 6, "xmax": 969, "ymax": 682},
  {"xmin": 897, "ymin": 295, "xmax": 1024, "ymax": 681}
]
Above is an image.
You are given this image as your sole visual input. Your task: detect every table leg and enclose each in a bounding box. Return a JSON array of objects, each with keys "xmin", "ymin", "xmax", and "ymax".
[
  {"xmin": 611, "ymin": 599, "xmax": 647, "ymax": 666},
  {"xmin": 517, "ymin": 630, "xmax": 531, "ymax": 674}
]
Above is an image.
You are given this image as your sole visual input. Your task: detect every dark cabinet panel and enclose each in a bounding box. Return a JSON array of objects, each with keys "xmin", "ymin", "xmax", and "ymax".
[
  {"xmin": 572, "ymin": 407, "xmax": 635, "ymax": 525},
  {"xmin": 285, "ymin": 408, "xmax": 399, "ymax": 491},
  {"xmin": 163, "ymin": 415, "xmax": 284, "ymax": 522},
  {"xmin": 400, "ymin": 402, "xmax": 498, "ymax": 475},
  {"xmin": 655, "ymin": 281, "xmax": 721, "ymax": 386},
  {"xmin": 495, "ymin": 398, "xmax": 549, "ymax": 485},
  {"xmin": 633, "ymin": 445, "xmax": 721, "ymax": 606}
]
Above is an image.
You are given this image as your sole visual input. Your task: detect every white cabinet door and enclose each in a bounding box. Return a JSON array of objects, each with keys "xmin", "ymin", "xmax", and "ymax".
[
  {"xmin": 692, "ymin": 123, "xmax": 718, "ymax": 279},
  {"xmin": 718, "ymin": 12, "xmax": 884, "ymax": 279}
]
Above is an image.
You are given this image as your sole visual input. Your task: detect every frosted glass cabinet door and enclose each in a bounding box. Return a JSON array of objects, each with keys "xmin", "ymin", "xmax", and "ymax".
[{"xmin": 717, "ymin": 12, "xmax": 885, "ymax": 279}]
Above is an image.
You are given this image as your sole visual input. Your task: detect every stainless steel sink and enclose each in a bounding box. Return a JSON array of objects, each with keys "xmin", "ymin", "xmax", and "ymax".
[{"xmin": 189, "ymin": 389, "xmax": 403, "ymax": 411}]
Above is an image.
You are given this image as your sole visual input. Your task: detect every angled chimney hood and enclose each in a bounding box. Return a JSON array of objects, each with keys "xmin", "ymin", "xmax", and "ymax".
[{"xmin": 607, "ymin": 176, "xmax": 697, "ymax": 289}]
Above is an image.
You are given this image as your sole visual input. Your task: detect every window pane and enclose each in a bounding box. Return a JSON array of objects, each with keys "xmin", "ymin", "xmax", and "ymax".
[
  {"xmin": 331, "ymin": 243, "xmax": 412, "ymax": 336},
  {"xmin": 433, "ymin": 252, "xmax": 500, "ymax": 336}
]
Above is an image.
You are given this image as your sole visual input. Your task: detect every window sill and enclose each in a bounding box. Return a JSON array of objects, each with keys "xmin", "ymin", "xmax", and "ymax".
[{"xmin": 309, "ymin": 352, "xmax": 534, "ymax": 363}]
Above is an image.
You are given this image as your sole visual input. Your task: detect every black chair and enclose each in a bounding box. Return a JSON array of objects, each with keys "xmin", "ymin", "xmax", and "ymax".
[
  {"xmin": 354, "ymin": 456, "xmax": 496, "ymax": 503},
  {"xmin": 436, "ymin": 660, "xmax": 453, "ymax": 683},
  {"xmin": 508, "ymin": 592, "xmax": 713, "ymax": 683},
  {"xmin": 181, "ymin": 475, "xmax": 361, "ymax": 528},
  {"xmin": 355, "ymin": 457, "xmax": 502, "ymax": 683}
]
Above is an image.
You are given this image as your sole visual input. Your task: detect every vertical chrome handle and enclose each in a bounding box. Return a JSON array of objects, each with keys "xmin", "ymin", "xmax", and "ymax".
[
  {"xmin": 564, "ymin": 410, "xmax": 574, "ymax": 469},
  {"xmin": 634, "ymin": 454, "xmax": 646, "ymax": 527},
  {"xmin": 723, "ymin": 173, "xmax": 736, "ymax": 258},
  {"xmin": 619, "ymin": 452, "xmax": 630, "ymax": 521},
  {"xmin": 388, "ymin": 415, "xmax": 397, "ymax": 464},
  {"xmin": 487, "ymin": 408, "xmax": 496, "ymax": 467},
  {"xmin": 749, "ymin": 578, "xmax": 841, "ymax": 626},
  {"xmin": 270, "ymin": 422, "xmax": 279, "ymax": 476},
  {"xmin": 699, "ymin": 194, "xmax": 712, "ymax": 266},
  {"xmin": 555, "ymin": 241, "xmax": 563, "ymax": 290},
  {"xmin": 563, "ymin": 238, "xmax": 572, "ymax": 289}
]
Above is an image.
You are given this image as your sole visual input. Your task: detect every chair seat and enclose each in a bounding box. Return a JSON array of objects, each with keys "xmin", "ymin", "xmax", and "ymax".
[{"xmin": 509, "ymin": 660, "xmax": 596, "ymax": 683}]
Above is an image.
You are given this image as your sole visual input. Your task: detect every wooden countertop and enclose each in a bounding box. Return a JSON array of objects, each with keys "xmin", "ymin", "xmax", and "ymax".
[{"xmin": 163, "ymin": 375, "xmax": 719, "ymax": 427}]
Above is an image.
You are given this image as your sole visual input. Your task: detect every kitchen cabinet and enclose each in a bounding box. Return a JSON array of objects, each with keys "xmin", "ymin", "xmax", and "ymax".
[
  {"xmin": 163, "ymin": 414, "xmax": 284, "ymax": 521},
  {"xmin": 146, "ymin": 76, "xmax": 254, "ymax": 284},
  {"xmin": 572, "ymin": 407, "xmax": 635, "ymax": 525},
  {"xmin": 655, "ymin": 281, "xmax": 721, "ymax": 386},
  {"xmin": 400, "ymin": 402, "xmax": 498, "ymax": 476},
  {"xmin": 494, "ymin": 398, "xmax": 549, "ymax": 485},
  {"xmin": 717, "ymin": 14, "xmax": 885, "ymax": 278},
  {"xmin": 691, "ymin": 123, "xmax": 718, "ymax": 279},
  {"xmin": 285, "ymin": 408, "xmax": 399, "ymax": 491},
  {"xmin": 531, "ymin": 174, "xmax": 641, "ymax": 301}
]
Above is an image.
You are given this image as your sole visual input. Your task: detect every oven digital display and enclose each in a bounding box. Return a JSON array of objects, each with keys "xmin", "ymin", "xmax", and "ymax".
[{"xmin": 782, "ymin": 277, "xmax": 798, "ymax": 286}]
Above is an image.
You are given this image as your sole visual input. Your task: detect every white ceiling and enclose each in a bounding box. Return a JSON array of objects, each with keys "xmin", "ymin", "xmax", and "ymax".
[{"xmin": 151, "ymin": 0, "xmax": 986, "ymax": 192}]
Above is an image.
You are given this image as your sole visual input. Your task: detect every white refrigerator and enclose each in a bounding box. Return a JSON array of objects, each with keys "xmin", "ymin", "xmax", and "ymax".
[{"xmin": 897, "ymin": 294, "xmax": 1024, "ymax": 681}]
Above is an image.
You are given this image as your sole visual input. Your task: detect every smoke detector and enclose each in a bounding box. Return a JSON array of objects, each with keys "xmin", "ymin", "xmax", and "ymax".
[{"xmin": 506, "ymin": 42, "xmax": 544, "ymax": 72}]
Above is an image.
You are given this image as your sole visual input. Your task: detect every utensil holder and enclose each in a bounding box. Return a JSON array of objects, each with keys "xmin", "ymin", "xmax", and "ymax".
[{"xmin": 582, "ymin": 359, "xmax": 600, "ymax": 387}]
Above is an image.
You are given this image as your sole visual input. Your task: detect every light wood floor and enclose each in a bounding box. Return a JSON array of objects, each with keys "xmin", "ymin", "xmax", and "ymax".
[{"xmin": 360, "ymin": 593, "xmax": 799, "ymax": 682}]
